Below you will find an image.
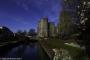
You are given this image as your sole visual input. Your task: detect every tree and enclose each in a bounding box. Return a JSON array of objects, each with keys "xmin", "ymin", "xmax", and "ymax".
[
  {"xmin": 77, "ymin": 1, "xmax": 90, "ymax": 57},
  {"xmin": 15, "ymin": 30, "xmax": 28, "ymax": 41},
  {"xmin": 16, "ymin": 30, "xmax": 27, "ymax": 36},
  {"xmin": 58, "ymin": 10, "xmax": 74, "ymax": 40},
  {"xmin": 0, "ymin": 26, "xmax": 14, "ymax": 42},
  {"xmin": 58, "ymin": 0, "xmax": 79, "ymax": 40},
  {"xmin": 28, "ymin": 29, "xmax": 36, "ymax": 36},
  {"xmin": 23, "ymin": 30, "xmax": 27, "ymax": 36}
]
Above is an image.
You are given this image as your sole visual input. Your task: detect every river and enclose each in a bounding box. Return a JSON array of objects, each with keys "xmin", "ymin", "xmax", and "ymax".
[{"xmin": 0, "ymin": 42, "xmax": 50, "ymax": 60}]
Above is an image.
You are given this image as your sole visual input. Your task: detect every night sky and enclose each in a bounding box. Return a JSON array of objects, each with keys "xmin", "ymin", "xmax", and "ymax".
[{"xmin": 0, "ymin": 0, "xmax": 62, "ymax": 32}]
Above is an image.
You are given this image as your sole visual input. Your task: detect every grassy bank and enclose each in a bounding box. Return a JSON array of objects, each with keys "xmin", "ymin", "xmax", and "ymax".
[{"xmin": 39, "ymin": 38, "xmax": 87, "ymax": 60}]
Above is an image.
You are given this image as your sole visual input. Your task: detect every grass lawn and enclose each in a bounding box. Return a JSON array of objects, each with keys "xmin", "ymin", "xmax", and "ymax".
[{"xmin": 40, "ymin": 38, "xmax": 87, "ymax": 60}]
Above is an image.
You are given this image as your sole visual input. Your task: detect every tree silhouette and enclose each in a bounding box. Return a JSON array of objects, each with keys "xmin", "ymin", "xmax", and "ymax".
[
  {"xmin": 77, "ymin": 1, "xmax": 90, "ymax": 57},
  {"xmin": 0, "ymin": 26, "xmax": 14, "ymax": 43},
  {"xmin": 28, "ymin": 29, "xmax": 36, "ymax": 36}
]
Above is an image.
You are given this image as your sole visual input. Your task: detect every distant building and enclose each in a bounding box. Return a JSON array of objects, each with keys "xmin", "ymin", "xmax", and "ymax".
[
  {"xmin": 37, "ymin": 18, "xmax": 49, "ymax": 38},
  {"xmin": 57, "ymin": 22, "xmax": 60, "ymax": 36},
  {"xmin": 48, "ymin": 22, "xmax": 56, "ymax": 37}
]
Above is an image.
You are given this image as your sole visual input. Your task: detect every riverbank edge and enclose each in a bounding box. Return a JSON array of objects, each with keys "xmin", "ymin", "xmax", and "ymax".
[{"xmin": 39, "ymin": 40, "xmax": 54, "ymax": 60}]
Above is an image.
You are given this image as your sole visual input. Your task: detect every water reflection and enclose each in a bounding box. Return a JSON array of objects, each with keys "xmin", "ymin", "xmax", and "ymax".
[{"xmin": 0, "ymin": 43, "xmax": 49, "ymax": 60}]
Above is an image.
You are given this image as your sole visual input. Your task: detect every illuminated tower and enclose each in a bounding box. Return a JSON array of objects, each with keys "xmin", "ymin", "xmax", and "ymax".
[
  {"xmin": 48, "ymin": 22, "xmax": 56, "ymax": 37},
  {"xmin": 38, "ymin": 18, "xmax": 48, "ymax": 38}
]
